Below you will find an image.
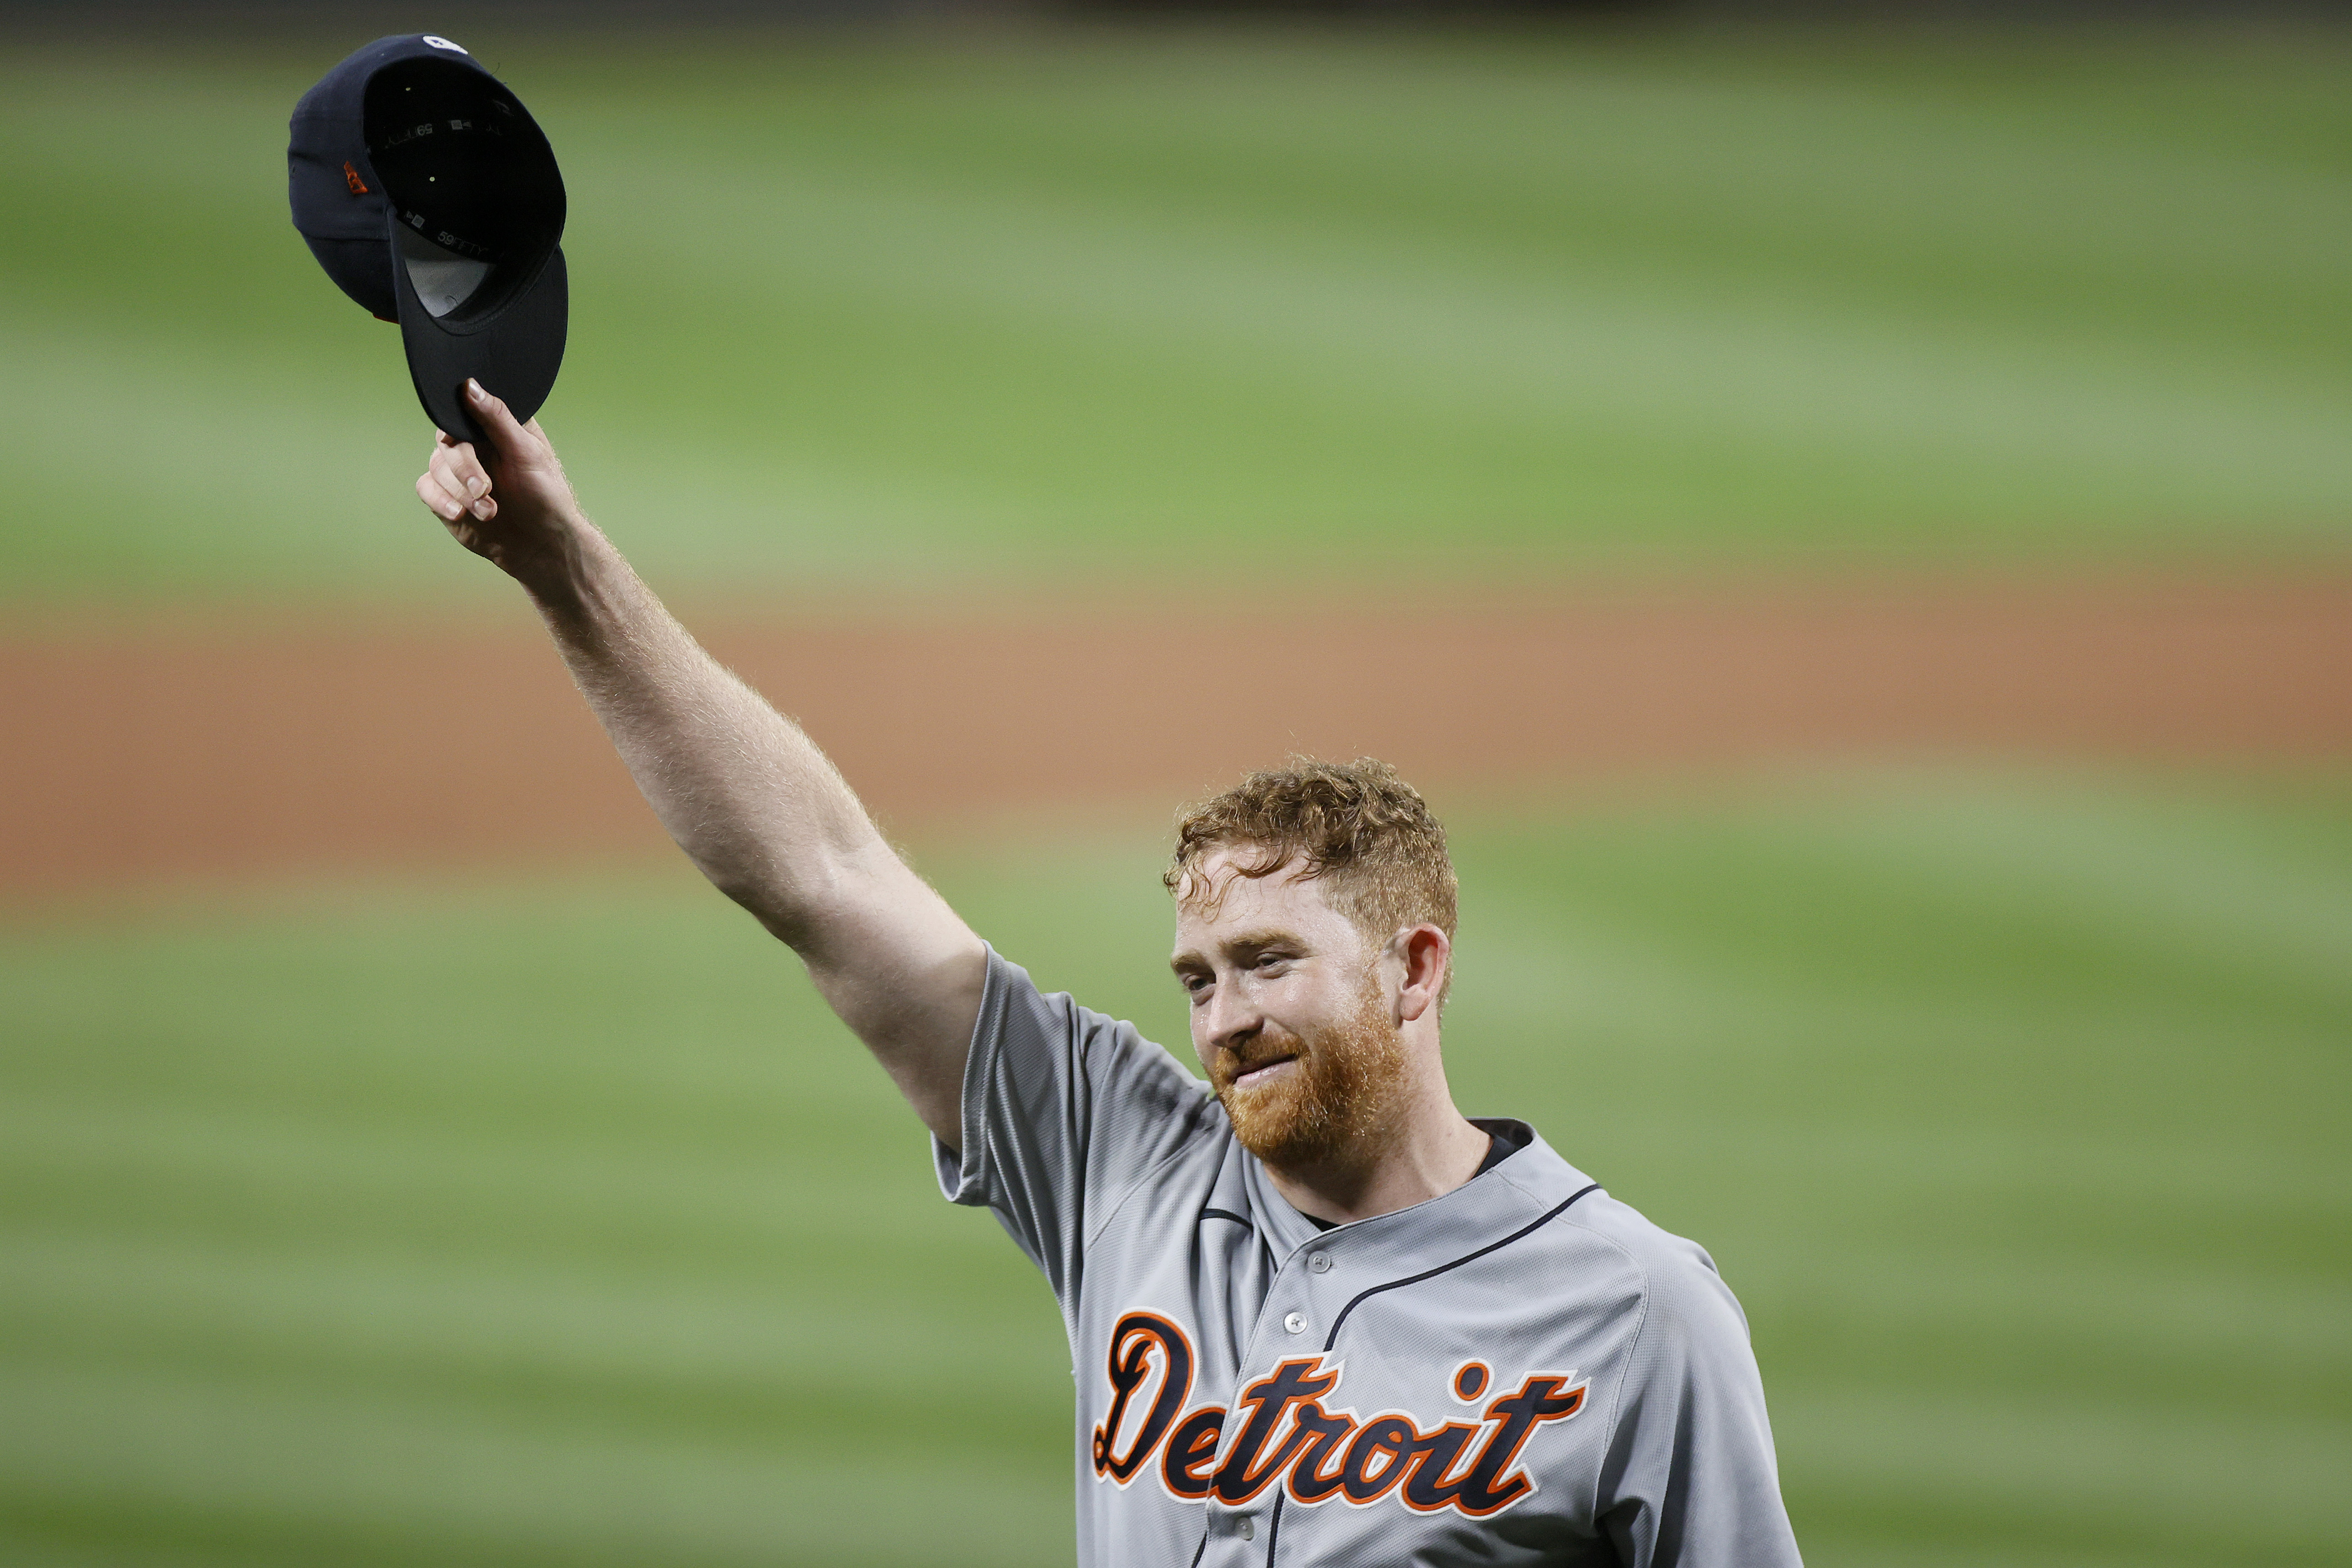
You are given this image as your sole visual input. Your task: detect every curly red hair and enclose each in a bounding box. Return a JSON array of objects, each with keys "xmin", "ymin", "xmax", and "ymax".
[{"xmin": 1165, "ymin": 757, "xmax": 1458, "ymax": 964}]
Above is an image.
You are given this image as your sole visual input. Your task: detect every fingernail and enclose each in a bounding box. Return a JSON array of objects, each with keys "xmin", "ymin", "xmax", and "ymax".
[
  {"xmin": 465, "ymin": 475, "xmax": 487, "ymax": 498},
  {"xmin": 442, "ymin": 501, "xmax": 463, "ymax": 521},
  {"xmin": 472, "ymin": 499, "xmax": 493, "ymax": 520},
  {"xmin": 467, "ymin": 378, "xmax": 486, "ymax": 400}
]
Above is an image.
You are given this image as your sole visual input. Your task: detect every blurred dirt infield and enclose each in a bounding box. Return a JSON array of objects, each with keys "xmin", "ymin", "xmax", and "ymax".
[{"xmin": 6, "ymin": 569, "xmax": 2347, "ymax": 895}]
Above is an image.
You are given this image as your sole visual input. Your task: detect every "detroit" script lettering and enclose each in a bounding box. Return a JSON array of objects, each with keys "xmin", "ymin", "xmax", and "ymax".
[{"xmin": 1091, "ymin": 1311, "xmax": 1587, "ymax": 1520}]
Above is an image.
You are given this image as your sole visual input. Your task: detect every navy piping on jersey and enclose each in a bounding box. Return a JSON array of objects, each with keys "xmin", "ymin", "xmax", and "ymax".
[
  {"xmin": 1242, "ymin": 1182, "xmax": 1605, "ymax": 1567},
  {"xmin": 1296, "ymin": 1129, "xmax": 1522, "ymax": 1233},
  {"xmin": 1320, "ymin": 1183, "xmax": 1602, "ymax": 1353}
]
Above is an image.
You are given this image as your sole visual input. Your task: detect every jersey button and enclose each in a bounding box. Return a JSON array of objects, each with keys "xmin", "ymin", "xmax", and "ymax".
[
  {"xmin": 1239, "ymin": 1518, "xmax": 1255, "ymax": 1541},
  {"xmin": 1283, "ymin": 1311, "xmax": 1307, "ymax": 1334},
  {"xmin": 1308, "ymin": 1251, "xmax": 1332, "ymax": 1273}
]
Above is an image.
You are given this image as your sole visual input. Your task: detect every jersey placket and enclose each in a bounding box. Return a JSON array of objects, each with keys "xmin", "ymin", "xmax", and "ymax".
[{"xmin": 1196, "ymin": 1229, "xmax": 1341, "ymax": 1563}]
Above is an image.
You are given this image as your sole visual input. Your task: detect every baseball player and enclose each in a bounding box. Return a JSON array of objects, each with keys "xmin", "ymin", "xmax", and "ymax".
[{"xmin": 417, "ymin": 380, "xmax": 1804, "ymax": 1567}]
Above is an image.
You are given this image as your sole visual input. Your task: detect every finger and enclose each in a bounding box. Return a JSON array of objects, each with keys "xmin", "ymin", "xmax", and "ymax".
[
  {"xmin": 466, "ymin": 378, "xmax": 530, "ymax": 460},
  {"xmin": 416, "ymin": 472, "xmax": 465, "ymax": 523},
  {"xmin": 424, "ymin": 443, "xmax": 484, "ymax": 509},
  {"xmin": 442, "ymin": 475, "xmax": 493, "ymax": 521},
  {"xmin": 422, "ymin": 452, "xmax": 474, "ymax": 513},
  {"xmin": 433, "ymin": 440, "xmax": 492, "ymax": 502}
]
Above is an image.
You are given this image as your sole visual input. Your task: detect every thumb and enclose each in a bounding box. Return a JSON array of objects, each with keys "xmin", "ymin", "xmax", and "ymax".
[{"xmin": 465, "ymin": 378, "xmax": 530, "ymax": 462}]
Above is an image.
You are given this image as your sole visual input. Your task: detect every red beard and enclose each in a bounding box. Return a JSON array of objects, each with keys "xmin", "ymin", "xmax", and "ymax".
[{"xmin": 1210, "ymin": 973, "xmax": 1409, "ymax": 1170}]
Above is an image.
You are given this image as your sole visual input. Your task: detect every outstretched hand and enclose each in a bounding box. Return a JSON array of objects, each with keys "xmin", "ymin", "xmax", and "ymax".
[{"xmin": 415, "ymin": 378, "xmax": 585, "ymax": 588}]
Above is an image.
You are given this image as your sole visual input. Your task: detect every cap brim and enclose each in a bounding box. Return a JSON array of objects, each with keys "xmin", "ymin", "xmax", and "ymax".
[{"xmin": 392, "ymin": 220, "xmax": 568, "ymax": 447}]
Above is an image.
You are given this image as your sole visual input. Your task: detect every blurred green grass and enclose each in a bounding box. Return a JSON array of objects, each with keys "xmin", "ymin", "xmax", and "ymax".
[
  {"xmin": 5, "ymin": 770, "xmax": 2347, "ymax": 1567},
  {"xmin": 4, "ymin": 26, "xmax": 2351, "ymax": 601}
]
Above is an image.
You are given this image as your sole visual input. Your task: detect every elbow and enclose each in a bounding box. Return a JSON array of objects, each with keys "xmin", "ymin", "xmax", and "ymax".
[
  {"xmin": 697, "ymin": 847, "xmax": 857, "ymax": 955},
  {"xmin": 705, "ymin": 865, "xmax": 818, "ymax": 949}
]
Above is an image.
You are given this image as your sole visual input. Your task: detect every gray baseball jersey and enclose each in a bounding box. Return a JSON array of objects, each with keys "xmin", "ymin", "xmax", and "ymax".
[{"xmin": 933, "ymin": 949, "xmax": 1802, "ymax": 1567}]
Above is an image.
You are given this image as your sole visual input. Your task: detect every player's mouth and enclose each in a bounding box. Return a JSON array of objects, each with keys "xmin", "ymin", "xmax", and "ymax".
[{"xmin": 1229, "ymin": 1053, "xmax": 1299, "ymax": 1091}]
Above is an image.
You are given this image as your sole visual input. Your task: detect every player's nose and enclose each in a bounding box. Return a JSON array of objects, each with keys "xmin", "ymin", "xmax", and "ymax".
[{"xmin": 1208, "ymin": 1004, "xmax": 1268, "ymax": 1062}]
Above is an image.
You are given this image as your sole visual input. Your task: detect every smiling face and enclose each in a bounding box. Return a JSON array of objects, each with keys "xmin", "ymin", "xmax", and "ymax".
[{"xmin": 1170, "ymin": 850, "xmax": 1413, "ymax": 1171}]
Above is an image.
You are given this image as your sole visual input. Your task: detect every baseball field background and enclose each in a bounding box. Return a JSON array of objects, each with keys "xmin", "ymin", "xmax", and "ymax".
[{"xmin": 4, "ymin": 15, "xmax": 2349, "ymax": 1568}]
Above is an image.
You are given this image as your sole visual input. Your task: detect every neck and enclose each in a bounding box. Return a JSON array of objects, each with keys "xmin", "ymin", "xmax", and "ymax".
[{"xmin": 1263, "ymin": 1077, "xmax": 1490, "ymax": 1227}]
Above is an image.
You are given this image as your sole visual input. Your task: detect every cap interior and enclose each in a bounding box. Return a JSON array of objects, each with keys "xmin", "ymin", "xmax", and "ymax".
[
  {"xmin": 363, "ymin": 56, "xmax": 563, "ymax": 329},
  {"xmin": 397, "ymin": 228, "xmax": 493, "ymax": 318}
]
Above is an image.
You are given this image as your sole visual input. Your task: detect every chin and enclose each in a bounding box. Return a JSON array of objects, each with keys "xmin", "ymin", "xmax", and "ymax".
[
  {"xmin": 1218, "ymin": 1006, "xmax": 1408, "ymax": 1169},
  {"xmin": 1219, "ymin": 1074, "xmax": 1328, "ymax": 1165}
]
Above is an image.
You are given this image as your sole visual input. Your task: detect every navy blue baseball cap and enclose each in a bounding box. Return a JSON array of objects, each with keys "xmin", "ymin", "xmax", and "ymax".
[{"xmin": 289, "ymin": 34, "xmax": 567, "ymax": 447}]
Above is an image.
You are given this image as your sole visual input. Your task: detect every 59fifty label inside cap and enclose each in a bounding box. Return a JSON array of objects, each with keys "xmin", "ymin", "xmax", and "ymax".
[
  {"xmin": 399, "ymin": 227, "xmax": 492, "ymax": 318},
  {"xmin": 395, "ymin": 207, "xmax": 496, "ymax": 260}
]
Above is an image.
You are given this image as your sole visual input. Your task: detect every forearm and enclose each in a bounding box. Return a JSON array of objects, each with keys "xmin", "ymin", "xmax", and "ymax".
[
  {"xmin": 514, "ymin": 516, "xmax": 982, "ymax": 1132},
  {"xmin": 415, "ymin": 386, "xmax": 982, "ymax": 1143},
  {"xmin": 519, "ymin": 519, "xmax": 867, "ymax": 942}
]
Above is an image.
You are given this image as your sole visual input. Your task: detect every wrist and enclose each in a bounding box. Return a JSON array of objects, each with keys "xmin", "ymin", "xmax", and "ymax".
[{"xmin": 510, "ymin": 508, "xmax": 606, "ymax": 617}]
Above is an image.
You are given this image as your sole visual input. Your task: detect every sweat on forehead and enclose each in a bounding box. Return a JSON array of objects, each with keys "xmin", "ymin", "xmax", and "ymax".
[{"xmin": 1171, "ymin": 845, "xmax": 1314, "ymax": 915}]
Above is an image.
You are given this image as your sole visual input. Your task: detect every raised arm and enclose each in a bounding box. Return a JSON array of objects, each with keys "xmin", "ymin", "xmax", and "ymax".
[{"xmin": 417, "ymin": 378, "xmax": 982, "ymax": 1144}]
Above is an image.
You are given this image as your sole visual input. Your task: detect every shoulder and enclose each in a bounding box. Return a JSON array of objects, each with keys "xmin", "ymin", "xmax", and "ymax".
[
  {"xmin": 1479, "ymin": 1162, "xmax": 1755, "ymax": 1376},
  {"xmin": 966, "ymin": 947, "xmax": 1224, "ymax": 1185},
  {"xmin": 983, "ymin": 949, "xmax": 1205, "ymax": 1080},
  {"xmin": 1563, "ymin": 1191, "xmax": 1736, "ymax": 1296},
  {"xmin": 1561, "ymin": 1190, "xmax": 1751, "ymax": 1340},
  {"xmin": 1534, "ymin": 1189, "xmax": 1764, "ymax": 1444}
]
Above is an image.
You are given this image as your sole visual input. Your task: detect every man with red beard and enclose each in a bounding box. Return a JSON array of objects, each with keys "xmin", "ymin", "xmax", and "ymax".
[{"xmin": 417, "ymin": 387, "xmax": 1802, "ymax": 1567}]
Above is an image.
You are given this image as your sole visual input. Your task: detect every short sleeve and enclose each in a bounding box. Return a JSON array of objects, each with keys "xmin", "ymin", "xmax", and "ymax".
[
  {"xmin": 932, "ymin": 947, "xmax": 1221, "ymax": 1304},
  {"xmin": 1595, "ymin": 1239, "xmax": 1804, "ymax": 1568}
]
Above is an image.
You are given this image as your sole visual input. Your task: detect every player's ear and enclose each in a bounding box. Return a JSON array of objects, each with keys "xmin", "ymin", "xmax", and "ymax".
[{"xmin": 1395, "ymin": 925, "xmax": 1449, "ymax": 1024}]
